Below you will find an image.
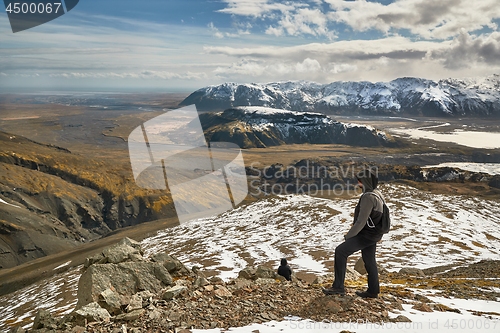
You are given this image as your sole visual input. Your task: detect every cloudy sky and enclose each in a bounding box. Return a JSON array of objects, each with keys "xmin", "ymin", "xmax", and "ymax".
[{"xmin": 1, "ymin": 0, "xmax": 500, "ymax": 92}]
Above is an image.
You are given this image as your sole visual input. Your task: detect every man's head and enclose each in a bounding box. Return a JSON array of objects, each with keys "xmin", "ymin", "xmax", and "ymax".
[{"xmin": 356, "ymin": 169, "xmax": 378, "ymax": 192}]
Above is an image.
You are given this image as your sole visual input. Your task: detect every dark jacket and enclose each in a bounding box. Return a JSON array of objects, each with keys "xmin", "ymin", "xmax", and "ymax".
[
  {"xmin": 345, "ymin": 173, "xmax": 385, "ymax": 241},
  {"xmin": 277, "ymin": 258, "xmax": 292, "ymax": 281}
]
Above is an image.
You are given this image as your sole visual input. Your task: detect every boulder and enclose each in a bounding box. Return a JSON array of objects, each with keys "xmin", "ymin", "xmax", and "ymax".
[
  {"xmin": 8, "ymin": 327, "xmax": 26, "ymax": 333},
  {"xmin": 193, "ymin": 276, "xmax": 210, "ymax": 288},
  {"xmin": 398, "ymin": 267, "xmax": 425, "ymax": 277},
  {"xmin": 238, "ymin": 266, "xmax": 257, "ymax": 280},
  {"xmin": 209, "ymin": 276, "xmax": 224, "ymax": 285},
  {"xmin": 150, "ymin": 253, "xmax": 190, "ymax": 276},
  {"xmin": 84, "ymin": 238, "xmax": 144, "ymax": 270},
  {"xmin": 98, "ymin": 288, "xmax": 122, "ymax": 315},
  {"xmin": 32, "ymin": 309, "xmax": 58, "ymax": 330},
  {"xmin": 255, "ymin": 265, "xmax": 277, "ymax": 279},
  {"xmin": 115, "ymin": 309, "xmax": 145, "ymax": 321},
  {"xmin": 73, "ymin": 302, "xmax": 111, "ymax": 325},
  {"xmin": 77, "ymin": 261, "xmax": 172, "ymax": 308},
  {"xmin": 228, "ymin": 278, "xmax": 254, "ymax": 290},
  {"xmin": 354, "ymin": 258, "xmax": 389, "ymax": 275},
  {"xmin": 213, "ymin": 286, "xmax": 233, "ymax": 298},
  {"xmin": 238, "ymin": 265, "xmax": 278, "ymax": 280},
  {"xmin": 102, "ymin": 244, "xmax": 142, "ymax": 264},
  {"xmin": 162, "ymin": 285, "xmax": 187, "ymax": 300},
  {"xmin": 354, "ymin": 257, "xmax": 367, "ymax": 275}
]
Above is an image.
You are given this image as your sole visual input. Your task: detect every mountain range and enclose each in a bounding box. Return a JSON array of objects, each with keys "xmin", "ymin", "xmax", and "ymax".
[{"xmin": 181, "ymin": 75, "xmax": 500, "ymax": 117}]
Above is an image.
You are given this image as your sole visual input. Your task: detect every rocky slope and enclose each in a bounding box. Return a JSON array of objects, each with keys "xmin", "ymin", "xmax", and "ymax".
[
  {"xmin": 9, "ymin": 238, "xmax": 500, "ymax": 333},
  {"xmin": 200, "ymin": 107, "xmax": 395, "ymax": 148},
  {"xmin": 181, "ymin": 75, "xmax": 500, "ymax": 117},
  {"xmin": 0, "ymin": 131, "xmax": 176, "ymax": 269}
]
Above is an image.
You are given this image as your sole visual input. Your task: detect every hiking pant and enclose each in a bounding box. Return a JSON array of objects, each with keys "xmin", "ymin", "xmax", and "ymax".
[{"xmin": 332, "ymin": 234, "xmax": 381, "ymax": 294}]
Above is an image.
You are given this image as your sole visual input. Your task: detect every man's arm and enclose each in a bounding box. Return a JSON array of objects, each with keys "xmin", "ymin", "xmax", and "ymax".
[{"xmin": 344, "ymin": 195, "xmax": 374, "ymax": 240}]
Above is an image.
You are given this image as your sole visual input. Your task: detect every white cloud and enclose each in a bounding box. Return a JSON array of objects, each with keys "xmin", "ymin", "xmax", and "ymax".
[
  {"xmin": 214, "ymin": 58, "xmax": 340, "ymax": 81},
  {"xmin": 48, "ymin": 71, "xmax": 207, "ymax": 80},
  {"xmin": 219, "ymin": 0, "xmax": 500, "ymax": 40},
  {"xmin": 208, "ymin": 22, "xmax": 225, "ymax": 39},
  {"xmin": 325, "ymin": 0, "xmax": 500, "ymax": 39},
  {"xmin": 218, "ymin": 0, "xmax": 296, "ymax": 17},
  {"xmin": 296, "ymin": 58, "xmax": 321, "ymax": 73},
  {"xmin": 208, "ymin": 21, "xmax": 252, "ymax": 39},
  {"xmin": 329, "ymin": 63, "xmax": 358, "ymax": 74},
  {"xmin": 428, "ymin": 30, "xmax": 500, "ymax": 69},
  {"xmin": 204, "ymin": 37, "xmax": 445, "ymax": 63},
  {"xmin": 266, "ymin": 8, "xmax": 336, "ymax": 39}
]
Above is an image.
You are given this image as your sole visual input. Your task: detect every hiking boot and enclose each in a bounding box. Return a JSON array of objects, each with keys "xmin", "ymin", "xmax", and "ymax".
[
  {"xmin": 322, "ymin": 287, "xmax": 345, "ymax": 296},
  {"xmin": 355, "ymin": 290, "xmax": 378, "ymax": 299}
]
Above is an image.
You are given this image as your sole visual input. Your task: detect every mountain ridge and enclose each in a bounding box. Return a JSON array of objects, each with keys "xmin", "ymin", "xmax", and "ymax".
[
  {"xmin": 180, "ymin": 75, "xmax": 500, "ymax": 117},
  {"xmin": 199, "ymin": 106, "xmax": 395, "ymax": 148}
]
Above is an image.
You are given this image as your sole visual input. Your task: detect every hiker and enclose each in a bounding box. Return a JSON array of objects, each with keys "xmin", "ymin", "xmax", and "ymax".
[
  {"xmin": 323, "ymin": 169, "xmax": 386, "ymax": 298},
  {"xmin": 277, "ymin": 258, "xmax": 292, "ymax": 281}
]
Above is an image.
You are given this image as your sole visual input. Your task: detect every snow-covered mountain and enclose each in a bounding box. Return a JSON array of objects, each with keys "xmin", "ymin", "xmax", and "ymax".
[
  {"xmin": 181, "ymin": 75, "xmax": 500, "ymax": 117},
  {"xmin": 199, "ymin": 106, "xmax": 394, "ymax": 148}
]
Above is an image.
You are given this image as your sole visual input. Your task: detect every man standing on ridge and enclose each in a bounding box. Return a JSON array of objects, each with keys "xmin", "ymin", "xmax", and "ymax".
[{"xmin": 323, "ymin": 169, "xmax": 386, "ymax": 298}]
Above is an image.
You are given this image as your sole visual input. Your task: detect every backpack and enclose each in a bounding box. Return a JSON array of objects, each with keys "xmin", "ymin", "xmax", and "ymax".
[{"xmin": 366, "ymin": 192, "xmax": 391, "ymax": 234}]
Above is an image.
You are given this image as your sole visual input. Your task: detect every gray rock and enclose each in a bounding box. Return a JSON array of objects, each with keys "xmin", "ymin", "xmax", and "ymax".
[
  {"xmin": 154, "ymin": 263, "xmax": 174, "ymax": 285},
  {"xmin": 213, "ymin": 285, "xmax": 233, "ymax": 298},
  {"xmin": 229, "ymin": 278, "xmax": 253, "ymax": 290},
  {"xmin": 192, "ymin": 266, "xmax": 207, "ymax": 278},
  {"xmin": 115, "ymin": 309, "xmax": 145, "ymax": 321},
  {"xmin": 77, "ymin": 261, "xmax": 173, "ymax": 309},
  {"xmin": 126, "ymin": 294, "xmax": 143, "ymax": 313},
  {"xmin": 84, "ymin": 238, "xmax": 144, "ymax": 270},
  {"xmin": 151, "ymin": 253, "xmax": 190, "ymax": 276},
  {"xmin": 32, "ymin": 309, "xmax": 58, "ymax": 330},
  {"xmin": 346, "ymin": 267, "xmax": 362, "ymax": 280},
  {"xmin": 74, "ymin": 302, "xmax": 111, "ymax": 325},
  {"xmin": 8, "ymin": 326, "xmax": 26, "ymax": 333},
  {"xmin": 193, "ymin": 276, "xmax": 210, "ymax": 288},
  {"xmin": 255, "ymin": 266, "xmax": 276, "ymax": 279},
  {"xmin": 118, "ymin": 237, "xmax": 143, "ymax": 253},
  {"xmin": 238, "ymin": 266, "xmax": 257, "ymax": 280},
  {"xmin": 354, "ymin": 257, "xmax": 367, "ymax": 275},
  {"xmin": 255, "ymin": 278, "xmax": 278, "ymax": 285},
  {"xmin": 98, "ymin": 288, "xmax": 122, "ymax": 315},
  {"xmin": 399, "ymin": 267, "xmax": 425, "ymax": 277},
  {"xmin": 209, "ymin": 276, "xmax": 224, "ymax": 285},
  {"xmin": 276, "ymin": 275, "xmax": 287, "ymax": 282},
  {"xmin": 149, "ymin": 309, "xmax": 162, "ymax": 320},
  {"xmin": 392, "ymin": 315, "xmax": 412, "ymax": 322},
  {"xmin": 102, "ymin": 244, "xmax": 142, "ymax": 264},
  {"xmin": 162, "ymin": 285, "xmax": 187, "ymax": 300}
]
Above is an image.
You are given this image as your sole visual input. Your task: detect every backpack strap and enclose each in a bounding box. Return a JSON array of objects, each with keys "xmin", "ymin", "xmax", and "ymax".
[
  {"xmin": 365, "ymin": 190, "xmax": 386, "ymax": 205},
  {"xmin": 363, "ymin": 191, "xmax": 385, "ymax": 229}
]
